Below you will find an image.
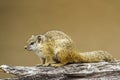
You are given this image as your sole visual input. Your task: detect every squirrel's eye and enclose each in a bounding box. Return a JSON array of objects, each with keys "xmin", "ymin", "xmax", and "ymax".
[{"xmin": 30, "ymin": 42, "xmax": 34, "ymax": 45}]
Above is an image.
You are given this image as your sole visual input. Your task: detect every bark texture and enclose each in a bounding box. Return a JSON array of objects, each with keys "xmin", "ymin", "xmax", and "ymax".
[{"xmin": 0, "ymin": 60, "xmax": 120, "ymax": 80}]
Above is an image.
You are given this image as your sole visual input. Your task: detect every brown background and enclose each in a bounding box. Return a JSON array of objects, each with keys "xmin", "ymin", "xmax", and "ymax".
[{"xmin": 0, "ymin": 0, "xmax": 120, "ymax": 78}]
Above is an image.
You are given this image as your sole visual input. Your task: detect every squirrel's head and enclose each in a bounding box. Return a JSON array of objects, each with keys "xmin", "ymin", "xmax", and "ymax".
[{"xmin": 24, "ymin": 35, "xmax": 45, "ymax": 51}]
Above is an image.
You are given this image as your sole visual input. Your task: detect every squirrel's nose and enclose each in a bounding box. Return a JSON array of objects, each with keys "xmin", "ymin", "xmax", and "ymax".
[{"xmin": 24, "ymin": 46, "xmax": 27, "ymax": 49}]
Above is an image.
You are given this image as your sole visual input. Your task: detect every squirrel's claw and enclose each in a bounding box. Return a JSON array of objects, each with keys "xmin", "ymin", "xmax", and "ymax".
[{"xmin": 43, "ymin": 63, "xmax": 50, "ymax": 67}]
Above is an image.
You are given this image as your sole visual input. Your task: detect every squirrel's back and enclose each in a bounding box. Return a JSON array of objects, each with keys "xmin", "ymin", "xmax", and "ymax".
[{"xmin": 42, "ymin": 30, "xmax": 75, "ymax": 51}]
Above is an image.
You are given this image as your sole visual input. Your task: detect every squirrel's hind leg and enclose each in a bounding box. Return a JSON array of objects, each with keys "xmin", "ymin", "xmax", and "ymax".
[
  {"xmin": 51, "ymin": 63, "xmax": 64, "ymax": 67},
  {"xmin": 51, "ymin": 62, "xmax": 67, "ymax": 67},
  {"xmin": 51, "ymin": 50, "xmax": 70, "ymax": 67}
]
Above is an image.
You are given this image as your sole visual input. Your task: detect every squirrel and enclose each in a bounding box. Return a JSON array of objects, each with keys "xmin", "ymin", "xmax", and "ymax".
[{"xmin": 24, "ymin": 30, "xmax": 114, "ymax": 67}]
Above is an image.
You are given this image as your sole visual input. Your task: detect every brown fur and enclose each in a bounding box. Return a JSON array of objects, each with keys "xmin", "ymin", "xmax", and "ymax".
[{"xmin": 25, "ymin": 30, "xmax": 114, "ymax": 67}]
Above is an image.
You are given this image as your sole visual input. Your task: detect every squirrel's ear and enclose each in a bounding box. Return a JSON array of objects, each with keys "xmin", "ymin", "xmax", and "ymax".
[
  {"xmin": 31, "ymin": 35, "xmax": 35, "ymax": 38},
  {"xmin": 37, "ymin": 35, "xmax": 41, "ymax": 42}
]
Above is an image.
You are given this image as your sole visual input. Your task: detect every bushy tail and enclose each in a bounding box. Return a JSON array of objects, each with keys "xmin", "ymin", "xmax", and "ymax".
[{"xmin": 80, "ymin": 50, "xmax": 115, "ymax": 63}]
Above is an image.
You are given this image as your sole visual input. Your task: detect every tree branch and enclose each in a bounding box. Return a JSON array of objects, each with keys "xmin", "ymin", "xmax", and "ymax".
[{"xmin": 0, "ymin": 60, "xmax": 120, "ymax": 80}]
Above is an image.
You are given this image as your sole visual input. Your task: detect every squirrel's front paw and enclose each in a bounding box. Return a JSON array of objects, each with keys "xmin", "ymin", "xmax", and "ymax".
[
  {"xmin": 43, "ymin": 63, "xmax": 50, "ymax": 67},
  {"xmin": 36, "ymin": 64, "xmax": 43, "ymax": 67}
]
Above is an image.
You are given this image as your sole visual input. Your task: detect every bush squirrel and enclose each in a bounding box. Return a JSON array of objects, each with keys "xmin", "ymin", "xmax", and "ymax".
[{"xmin": 24, "ymin": 30, "xmax": 114, "ymax": 67}]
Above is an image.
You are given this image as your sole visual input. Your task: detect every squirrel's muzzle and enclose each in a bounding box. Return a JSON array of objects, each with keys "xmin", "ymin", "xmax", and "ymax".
[
  {"xmin": 24, "ymin": 45, "xmax": 33, "ymax": 51},
  {"xmin": 24, "ymin": 46, "xmax": 27, "ymax": 49}
]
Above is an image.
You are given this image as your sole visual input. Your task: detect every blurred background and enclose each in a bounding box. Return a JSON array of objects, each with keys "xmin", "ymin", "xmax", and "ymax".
[{"xmin": 0, "ymin": 0, "xmax": 120, "ymax": 78}]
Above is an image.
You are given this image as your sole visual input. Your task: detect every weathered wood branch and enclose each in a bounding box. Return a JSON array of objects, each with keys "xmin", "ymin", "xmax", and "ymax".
[{"xmin": 0, "ymin": 60, "xmax": 120, "ymax": 80}]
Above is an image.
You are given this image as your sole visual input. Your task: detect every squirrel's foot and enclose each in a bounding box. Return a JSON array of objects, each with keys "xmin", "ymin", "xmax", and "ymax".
[
  {"xmin": 51, "ymin": 63, "xmax": 64, "ymax": 67},
  {"xmin": 43, "ymin": 63, "xmax": 50, "ymax": 67},
  {"xmin": 36, "ymin": 64, "xmax": 43, "ymax": 67}
]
